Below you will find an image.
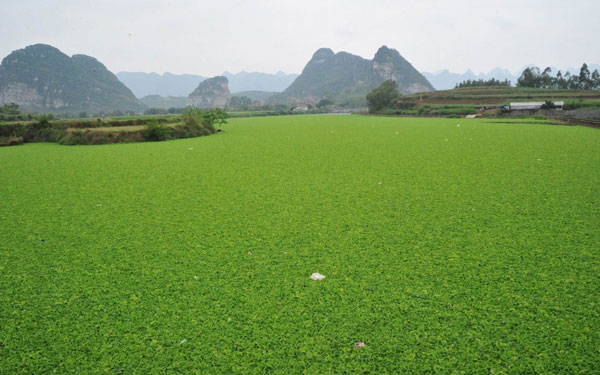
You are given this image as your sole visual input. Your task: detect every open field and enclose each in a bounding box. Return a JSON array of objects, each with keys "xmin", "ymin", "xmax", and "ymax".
[{"xmin": 1, "ymin": 115, "xmax": 599, "ymax": 373}]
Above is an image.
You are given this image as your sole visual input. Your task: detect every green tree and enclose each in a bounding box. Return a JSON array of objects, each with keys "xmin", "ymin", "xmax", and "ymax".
[
  {"xmin": 366, "ymin": 80, "xmax": 400, "ymax": 113},
  {"xmin": 143, "ymin": 120, "xmax": 171, "ymax": 141},
  {"xmin": 317, "ymin": 98, "xmax": 334, "ymax": 108},
  {"xmin": 579, "ymin": 63, "xmax": 592, "ymax": 89},
  {"xmin": 181, "ymin": 107, "xmax": 228, "ymax": 133},
  {"xmin": 541, "ymin": 67, "xmax": 554, "ymax": 88},
  {"xmin": 229, "ymin": 96, "xmax": 252, "ymax": 110},
  {"xmin": 455, "ymin": 78, "xmax": 511, "ymax": 88},
  {"xmin": 555, "ymin": 71, "xmax": 568, "ymax": 89},
  {"xmin": 36, "ymin": 114, "xmax": 54, "ymax": 129},
  {"xmin": 541, "ymin": 100, "xmax": 556, "ymax": 109},
  {"xmin": 0, "ymin": 103, "xmax": 21, "ymax": 115},
  {"xmin": 592, "ymin": 69, "xmax": 600, "ymax": 90},
  {"xmin": 517, "ymin": 67, "xmax": 542, "ymax": 88}
]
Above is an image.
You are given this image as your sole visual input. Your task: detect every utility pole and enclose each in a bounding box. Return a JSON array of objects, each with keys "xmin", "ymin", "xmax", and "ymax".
[{"xmin": 419, "ymin": 73, "xmax": 423, "ymax": 102}]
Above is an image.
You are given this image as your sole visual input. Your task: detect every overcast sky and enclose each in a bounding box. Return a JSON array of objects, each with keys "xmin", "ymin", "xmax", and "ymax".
[{"xmin": 1, "ymin": 0, "xmax": 598, "ymax": 76}]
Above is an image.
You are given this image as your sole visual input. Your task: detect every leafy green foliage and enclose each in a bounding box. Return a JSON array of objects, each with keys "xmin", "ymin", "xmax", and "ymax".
[
  {"xmin": 0, "ymin": 115, "xmax": 599, "ymax": 373},
  {"xmin": 517, "ymin": 64, "xmax": 600, "ymax": 90},
  {"xmin": 317, "ymin": 98, "xmax": 334, "ymax": 108},
  {"xmin": 1, "ymin": 111, "xmax": 227, "ymax": 146},
  {"xmin": 455, "ymin": 78, "xmax": 511, "ymax": 88},
  {"xmin": 0, "ymin": 136, "xmax": 23, "ymax": 146},
  {"xmin": 35, "ymin": 114, "xmax": 55, "ymax": 129},
  {"xmin": 0, "ymin": 103, "xmax": 21, "ymax": 116},
  {"xmin": 229, "ymin": 96, "xmax": 253, "ymax": 111},
  {"xmin": 0, "ymin": 104, "xmax": 34, "ymax": 121},
  {"xmin": 541, "ymin": 100, "xmax": 556, "ymax": 110},
  {"xmin": 366, "ymin": 80, "xmax": 401, "ymax": 113},
  {"xmin": 143, "ymin": 121, "xmax": 172, "ymax": 141}
]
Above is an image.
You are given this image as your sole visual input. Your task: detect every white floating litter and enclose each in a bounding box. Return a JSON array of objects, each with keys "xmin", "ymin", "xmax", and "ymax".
[
  {"xmin": 179, "ymin": 339, "xmax": 187, "ymax": 345},
  {"xmin": 310, "ymin": 273, "xmax": 326, "ymax": 281},
  {"xmin": 189, "ymin": 147, "xmax": 194, "ymax": 150},
  {"xmin": 96, "ymin": 204, "xmax": 102, "ymax": 207}
]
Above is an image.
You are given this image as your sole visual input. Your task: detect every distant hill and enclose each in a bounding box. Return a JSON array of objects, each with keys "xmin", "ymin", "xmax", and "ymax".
[
  {"xmin": 223, "ymin": 71, "xmax": 298, "ymax": 93},
  {"xmin": 117, "ymin": 72, "xmax": 205, "ymax": 98},
  {"xmin": 188, "ymin": 76, "xmax": 229, "ymax": 109},
  {"xmin": 117, "ymin": 71, "xmax": 298, "ymax": 98},
  {"xmin": 139, "ymin": 95, "xmax": 187, "ymax": 109},
  {"xmin": 0, "ymin": 44, "xmax": 143, "ymax": 113},
  {"xmin": 423, "ymin": 64, "xmax": 600, "ymax": 90},
  {"xmin": 231, "ymin": 90, "xmax": 277, "ymax": 102},
  {"xmin": 423, "ymin": 69, "xmax": 517, "ymax": 90},
  {"xmin": 269, "ymin": 46, "xmax": 433, "ymax": 106}
]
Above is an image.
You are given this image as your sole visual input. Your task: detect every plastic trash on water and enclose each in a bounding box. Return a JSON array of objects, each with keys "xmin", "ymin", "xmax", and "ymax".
[
  {"xmin": 310, "ymin": 273, "xmax": 325, "ymax": 281},
  {"xmin": 179, "ymin": 339, "xmax": 187, "ymax": 345}
]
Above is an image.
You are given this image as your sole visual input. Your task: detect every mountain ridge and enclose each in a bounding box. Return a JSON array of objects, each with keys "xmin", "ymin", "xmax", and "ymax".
[
  {"xmin": 0, "ymin": 44, "xmax": 143, "ymax": 113},
  {"xmin": 423, "ymin": 64, "xmax": 600, "ymax": 90},
  {"xmin": 117, "ymin": 71, "xmax": 298, "ymax": 98},
  {"xmin": 269, "ymin": 46, "xmax": 433, "ymax": 105}
]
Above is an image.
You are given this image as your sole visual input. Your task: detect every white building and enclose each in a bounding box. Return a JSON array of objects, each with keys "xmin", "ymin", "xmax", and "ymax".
[{"xmin": 510, "ymin": 101, "xmax": 564, "ymax": 110}]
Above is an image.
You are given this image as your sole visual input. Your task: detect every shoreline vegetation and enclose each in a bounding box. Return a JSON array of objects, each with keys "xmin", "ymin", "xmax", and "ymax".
[{"xmin": 0, "ymin": 107, "xmax": 228, "ymax": 146}]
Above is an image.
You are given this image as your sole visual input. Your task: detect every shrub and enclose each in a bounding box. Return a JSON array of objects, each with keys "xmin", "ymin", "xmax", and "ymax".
[
  {"xmin": 182, "ymin": 107, "xmax": 203, "ymax": 128},
  {"xmin": 172, "ymin": 123, "xmax": 204, "ymax": 139},
  {"xmin": 564, "ymin": 101, "xmax": 582, "ymax": 110},
  {"xmin": 202, "ymin": 108, "xmax": 228, "ymax": 130},
  {"xmin": 182, "ymin": 107, "xmax": 228, "ymax": 134},
  {"xmin": 317, "ymin": 99, "xmax": 334, "ymax": 108},
  {"xmin": 395, "ymin": 101, "xmax": 417, "ymax": 110},
  {"xmin": 143, "ymin": 121, "xmax": 172, "ymax": 141},
  {"xmin": 21, "ymin": 123, "xmax": 63, "ymax": 143},
  {"xmin": 541, "ymin": 100, "xmax": 556, "ymax": 110},
  {"xmin": 36, "ymin": 114, "xmax": 54, "ymax": 129},
  {"xmin": 60, "ymin": 129, "xmax": 145, "ymax": 145},
  {"xmin": 417, "ymin": 105, "xmax": 432, "ymax": 115},
  {"xmin": 0, "ymin": 136, "xmax": 24, "ymax": 146}
]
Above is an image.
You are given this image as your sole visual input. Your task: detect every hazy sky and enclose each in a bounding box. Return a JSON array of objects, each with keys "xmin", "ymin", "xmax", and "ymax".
[{"xmin": 1, "ymin": 0, "xmax": 598, "ymax": 76}]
